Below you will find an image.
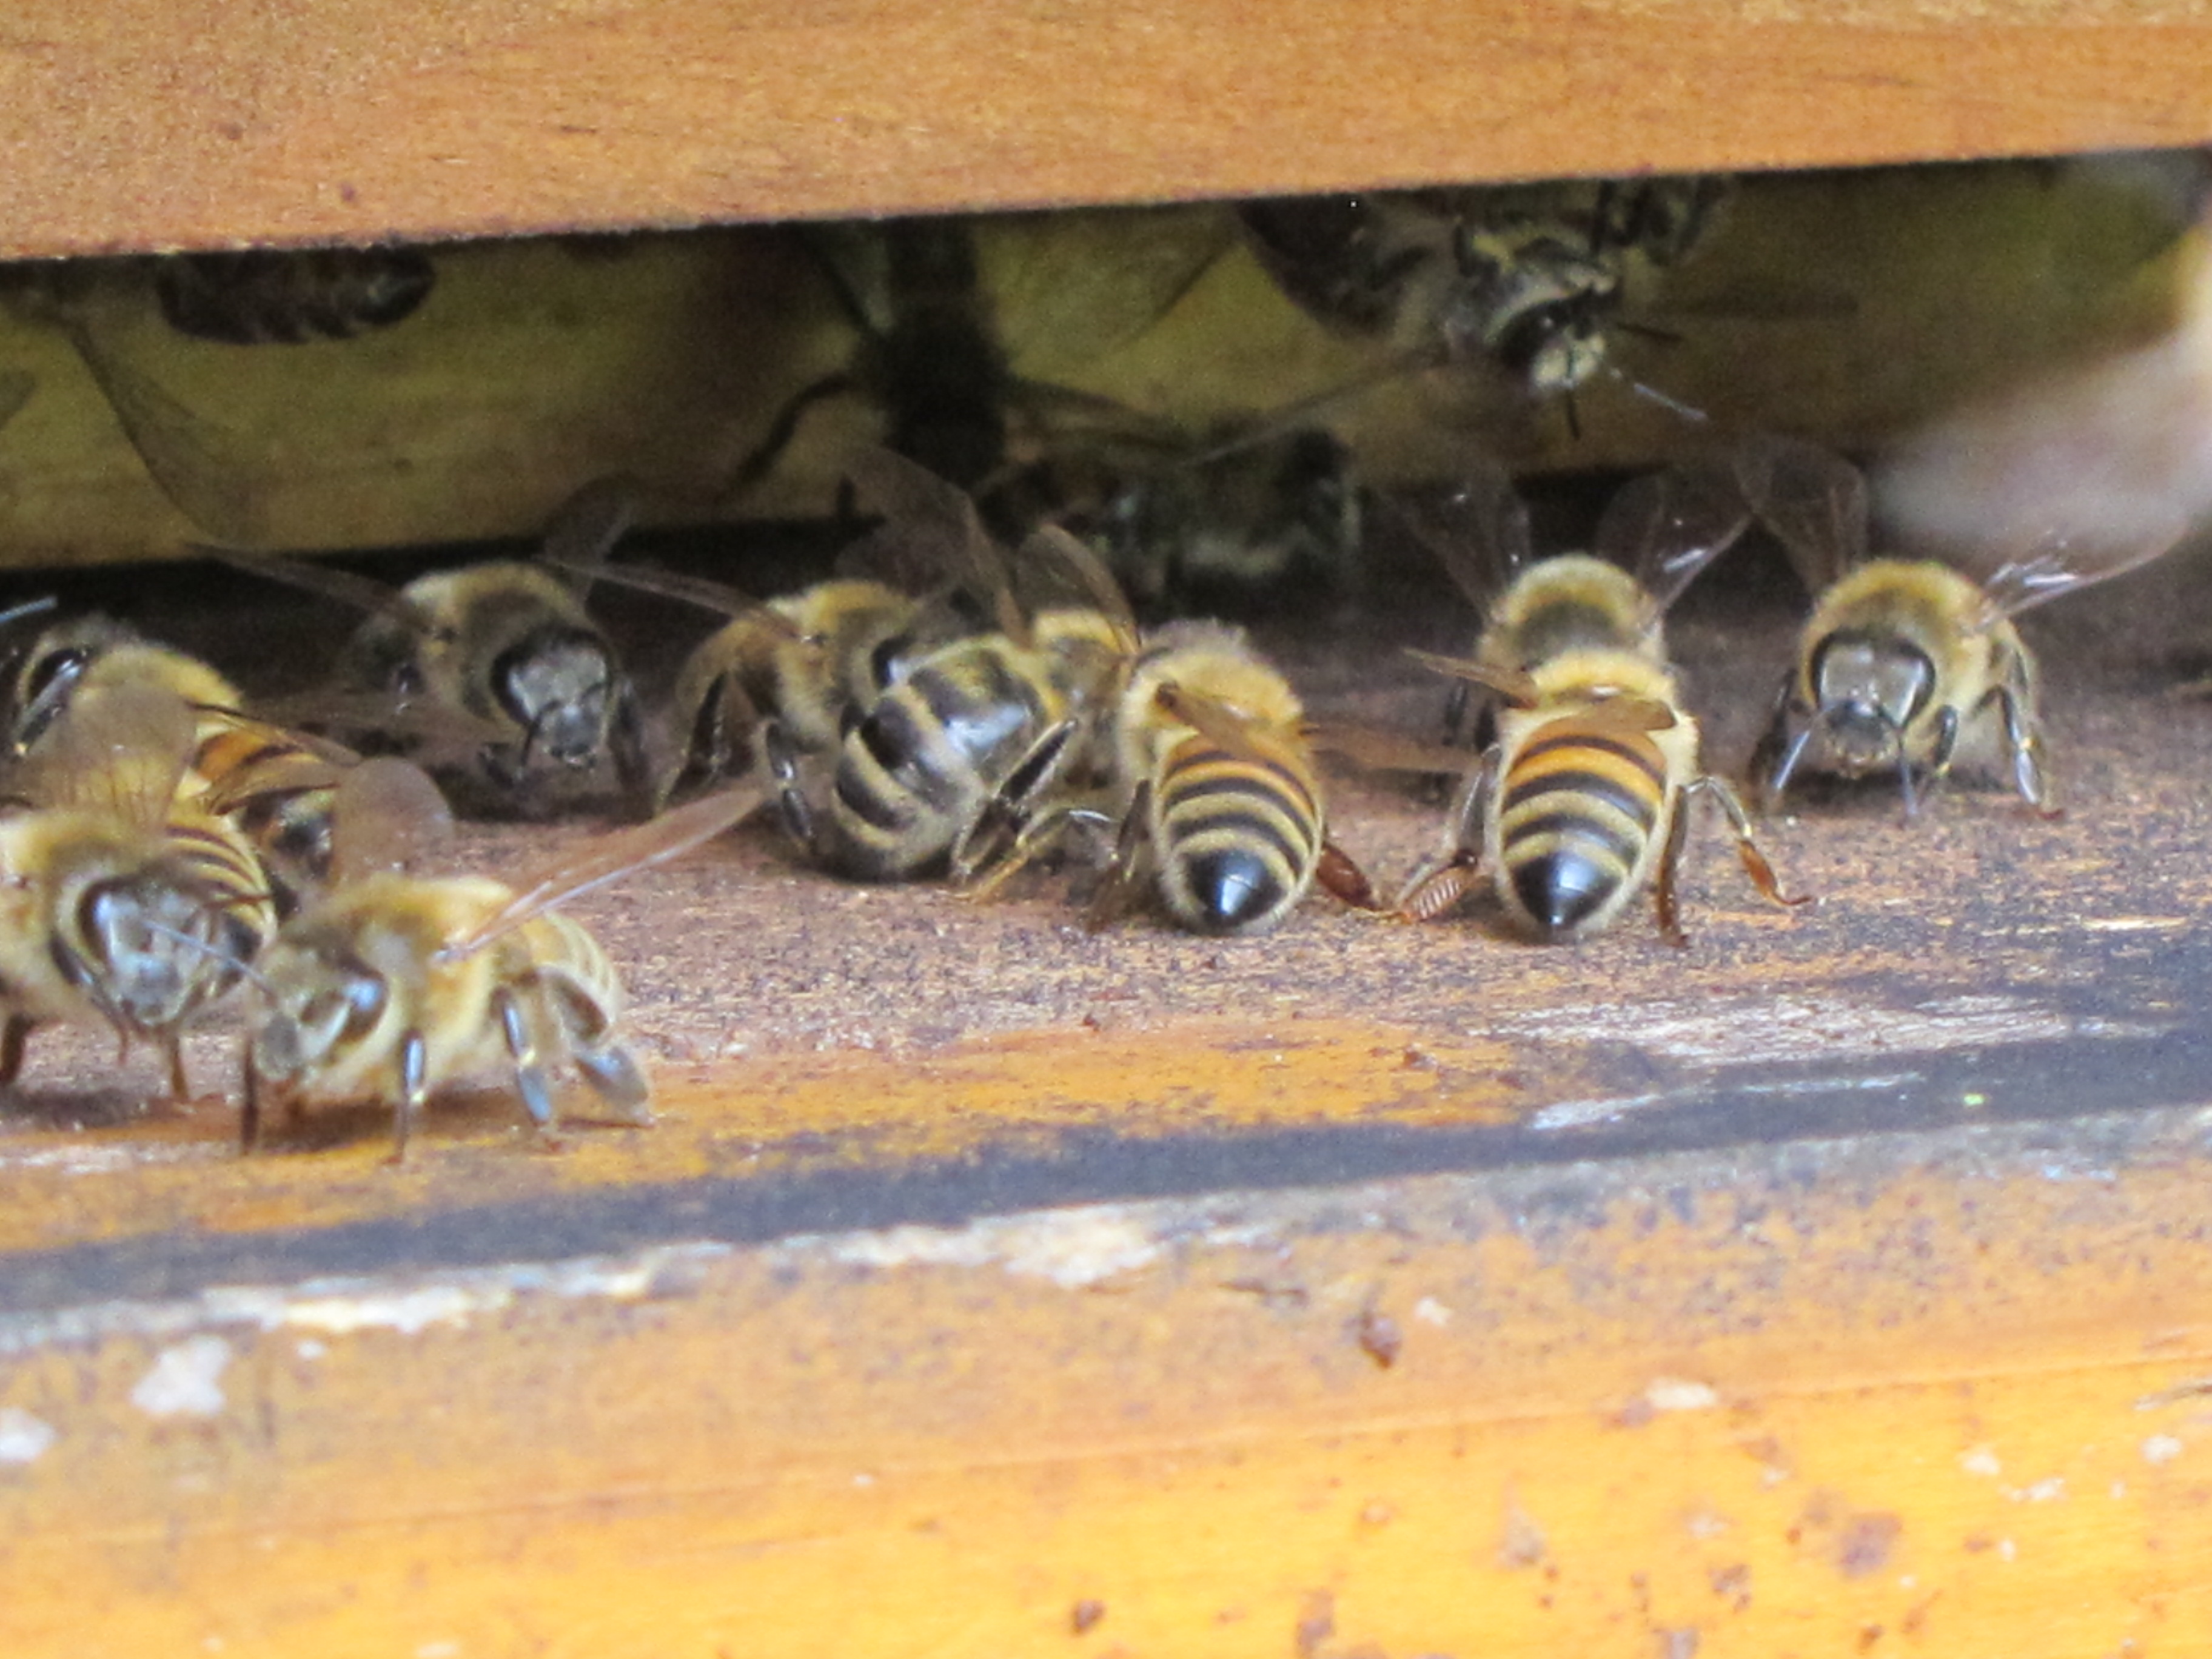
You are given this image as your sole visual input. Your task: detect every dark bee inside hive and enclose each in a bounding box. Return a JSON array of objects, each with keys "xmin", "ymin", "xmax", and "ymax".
[{"xmin": 0, "ymin": 150, "xmax": 2209, "ymax": 1154}]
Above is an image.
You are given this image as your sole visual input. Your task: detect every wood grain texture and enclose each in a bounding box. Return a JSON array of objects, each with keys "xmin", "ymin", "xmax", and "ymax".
[{"xmin": 2, "ymin": 1, "xmax": 2212, "ymax": 257}]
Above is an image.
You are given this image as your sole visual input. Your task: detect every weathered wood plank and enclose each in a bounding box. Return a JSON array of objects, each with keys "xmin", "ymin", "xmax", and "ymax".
[{"xmin": 3, "ymin": 2, "xmax": 2212, "ymax": 256}]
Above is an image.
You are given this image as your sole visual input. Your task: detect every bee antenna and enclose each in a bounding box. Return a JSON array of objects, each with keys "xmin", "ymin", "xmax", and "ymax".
[
  {"xmin": 0, "ymin": 595, "xmax": 57, "ymax": 632},
  {"xmin": 1607, "ymin": 364, "xmax": 1707, "ymax": 424},
  {"xmin": 135, "ymin": 914, "xmax": 275, "ymax": 996}
]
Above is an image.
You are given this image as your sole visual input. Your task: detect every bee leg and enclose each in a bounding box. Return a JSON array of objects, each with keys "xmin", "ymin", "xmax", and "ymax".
[
  {"xmin": 389, "ymin": 1028, "xmax": 429, "ymax": 1164},
  {"xmin": 1392, "ymin": 746, "xmax": 1499, "ymax": 921},
  {"xmin": 608, "ymin": 679, "xmax": 655, "ymax": 823},
  {"xmin": 759, "ymin": 720, "xmax": 819, "ymax": 855},
  {"xmin": 240, "ymin": 1052, "xmax": 262, "ymax": 1153},
  {"xmin": 493, "ymin": 985, "xmax": 563, "ymax": 1150},
  {"xmin": 0, "ymin": 1013, "xmax": 34, "ymax": 1089},
  {"xmin": 960, "ymin": 802, "xmax": 1115, "ymax": 902},
  {"xmin": 725, "ymin": 371, "xmax": 861, "ymax": 498},
  {"xmin": 163, "ymin": 1036, "xmax": 192, "ymax": 1107},
  {"xmin": 1315, "ymin": 841, "xmax": 1386, "ymax": 912},
  {"xmin": 1989, "ymin": 660, "xmax": 2057, "ymax": 816},
  {"xmin": 1684, "ymin": 774, "xmax": 1812, "ymax": 919},
  {"xmin": 573, "ymin": 1043, "xmax": 652, "ymax": 1126},
  {"xmin": 1901, "ymin": 705, "xmax": 1960, "ymax": 819},
  {"xmin": 1745, "ymin": 682, "xmax": 1800, "ymax": 809},
  {"xmin": 1653, "ymin": 784, "xmax": 1697, "ymax": 948},
  {"xmin": 541, "ymin": 974, "xmax": 651, "ymax": 1127},
  {"xmin": 950, "ymin": 716, "xmax": 1087, "ymax": 883},
  {"xmin": 1082, "ymin": 783, "xmax": 1156, "ymax": 933}
]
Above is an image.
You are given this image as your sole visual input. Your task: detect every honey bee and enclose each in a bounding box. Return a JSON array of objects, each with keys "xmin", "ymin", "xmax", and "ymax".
[
  {"xmin": 201, "ymin": 477, "xmax": 652, "ymax": 820},
  {"xmin": 0, "ymin": 682, "xmax": 278, "ymax": 1100},
  {"xmin": 0, "ymin": 608, "xmax": 398, "ymax": 912},
  {"xmin": 784, "ymin": 450, "xmax": 1131, "ymax": 881},
  {"xmin": 1240, "ymin": 176, "xmax": 1729, "ymax": 432},
  {"xmin": 543, "ymin": 554, "xmax": 930, "ymax": 808},
  {"xmin": 954, "ymin": 544, "xmax": 1375, "ymax": 936},
  {"xmin": 3, "ymin": 611, "xmax": 243, "ymax": 759},
  {"xmin": 153, "ymin": 248, "xmax": 437, "ymax": 346},
  {"xmin": 1740, "ymin": 437, "xmax": 2184, "ymax": 816},
  {"xmin": 1390, "ymin": 458, "xmax": 1800, "ymax": 943},
  {"xmin": 242, "ymin": 770, "xmax": 763, "ymax": 1158}
]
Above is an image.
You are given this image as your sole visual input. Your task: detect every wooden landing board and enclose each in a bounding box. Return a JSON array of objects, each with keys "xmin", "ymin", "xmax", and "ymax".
[
  {"xmin": 1, "ymin": 555, "xmax": 2211, "ymax": 1651},
  {"xmin": 4, "ymin": 2, "xmax": 2212, "ymax": 256}
]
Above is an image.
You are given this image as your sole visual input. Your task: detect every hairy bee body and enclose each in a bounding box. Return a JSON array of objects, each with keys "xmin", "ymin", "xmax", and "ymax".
[
  {"xmin": 246, "ymin": 872, "xmax": 644, "ymax": 1153},
  {"xmin": 0, "ymin": 805, "xmax": 271, "ymax": 1097},
  {"xmin": 1486, "ymin": 653, "xmax": 1698, "ymax": 940},
  {"xmin": 1768, "ymin": 558, "xmax": 2039, "ymax": 803},
  {"xmin": 341, "ymin": 560, "xmax": 649, "ymax": 819},
  {"xmin": 1475, "ymin": 552, "xmax": 1667, "ymax": 677},
  {"xmin": 1111, "ymin": 623, "xmax": 1326, "ymax": 935},
  {"xmin": 5, "ymin": 615, "xmax": 242, "ymax": 761},
  {"xmin": 1736, "ymin": 436, "xmax": 2177, "ymax": 817},
  {"xmin": 666, "ymin": 578, "xmax": 923, "ymax": 801},
  {"xmin": 153, "ymin": 249, "xmax": 436, "ymax": 346},
  {"xmin": 821, "ymin": 607, "xmax": 1122, "ymax": 880}
]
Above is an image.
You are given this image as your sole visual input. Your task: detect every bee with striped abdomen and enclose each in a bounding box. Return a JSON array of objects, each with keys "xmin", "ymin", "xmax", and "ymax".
[
  {"xmin": 757, "ymin": 449, "xmax": 1129, "ymax": 882},
  {"xmin": 1738, "ymin": 435, "xmax": 2182, "ymax": 817},
  {"xmin": 1391, "ymin": 458, "xmax": 1800, "ymax": 943},
  {"xmin": 243, "ymin": 770, "xmax": 762, "ymax": 1159},
  {"xmin": 953, "ymin": 543, "xmax": 1375, "ymax": 936},
  {"xmin": 0, "ymin": 682, "xmax": 278, "ymax": 1101}
]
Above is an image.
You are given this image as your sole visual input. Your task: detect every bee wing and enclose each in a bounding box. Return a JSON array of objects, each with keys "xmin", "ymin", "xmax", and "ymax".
[
  {"xmin": 542, "ymin": 556, "xmax": 779, "ymax": 628},
  {"xmin": 251, "ymin": 687, "xmax": 513, "ymax": 765},
  {"xmin": 327, "ymin": 757, "xmax": 455, "ymax": 885},
  {"xmin": 65, "ymin": 324, "xmax": 266, "ymax": 547},
  {"xmin": 12, "ymin": 679, "xmax": 196, "ymax": 824},
  {"xmin": 192, "ymin": 544, "xmax": 446, "ymax": 638},
  {"xmin": 438, "ymin": 781, "xmax": 765, "ymax": 959},
  {"xmin": 192, "ymin": 706, "xmax": 361, "ymax": 816},
  {"xmin": 1594, "ymin": 459, "xmax": 1753, "ymax": 610},
  {"xmin": 538, "ymin": 474, "xmax": 642, "ymax": 598},
  {"xmin": 1403, "ymin": 647, "xmax": 1541, "ymax": 709},
  {"xmin": 1304, "ymin": 719, "xmax": 1476, "ymax": 776},
  {"xmin": 1579, "ymin": 694, "xmax": 1680, "ymax": 734},
  {"xmin": 1969, "ymin": 514, "xmax": 2188, "ymax": 619},
  {"xmin": 840, "ymin": 447, "xmax": 1028, "ymax": 645},
  {"xmin": 1149, "ymin": 683, "xmax": 1282, "ymax": 761},
  {"xmin": 1732, "ymin": 434, "xmax": 1868, "ymax": 594},
  {"xmin": 1011, "ymin": 524, "xmax": 1140, "ymax": 651},
  {"xmin": 1389, "ymin": 455, "xmax": 1535, "ymax": 611}
]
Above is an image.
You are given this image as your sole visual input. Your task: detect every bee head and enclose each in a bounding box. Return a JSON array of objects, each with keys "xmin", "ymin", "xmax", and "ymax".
[
  {"xmin": 65, "ymin": 868, "xmax": 258, "ymax": 1034},
  {"xmin": 492, "ymin": 625, "xmax": 620, "ymax": 774},
  {"xmin": 253, "ymin": 942, "xmax": 389, "ymax": 1084},
  {"xmin": 1808, "ymin": 629, "xmax": 1935, "ymax": 772}
]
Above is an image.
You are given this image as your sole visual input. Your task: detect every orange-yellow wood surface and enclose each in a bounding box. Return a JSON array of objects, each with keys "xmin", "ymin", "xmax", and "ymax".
[
  {"xmin": 3, "ymin": 1, "xmax": 2212, "ymax": 257},
  {"xmin": 2, "ymin": 1076, "xmax": 2210, "ymax": 1659}
]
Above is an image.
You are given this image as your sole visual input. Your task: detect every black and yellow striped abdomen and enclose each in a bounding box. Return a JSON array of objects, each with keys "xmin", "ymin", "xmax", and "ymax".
[
  {"xmin": 1153, "ymin": 734, "xmax": 1323, "ymax": 936},
  {"xmin": 158, "ymin": 807, "xmax": 280, "ymax": 1005},
  {"xmin": 829, "ymin": 637, "xmax": 1062, "ymax": 880},
  {"xmin": 1494, "ymin": 718, "xmax": 1671, "ymax": 940}
]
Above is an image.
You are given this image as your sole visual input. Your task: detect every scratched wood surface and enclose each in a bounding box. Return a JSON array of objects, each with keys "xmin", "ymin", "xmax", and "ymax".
[
  {"xmin": 1, "ymin": 537, "xmax": 2211, "ymax": 1653},
  {"xmin": 4, "ymin": 1, "xmax": 2212, "ymax": 256}
]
